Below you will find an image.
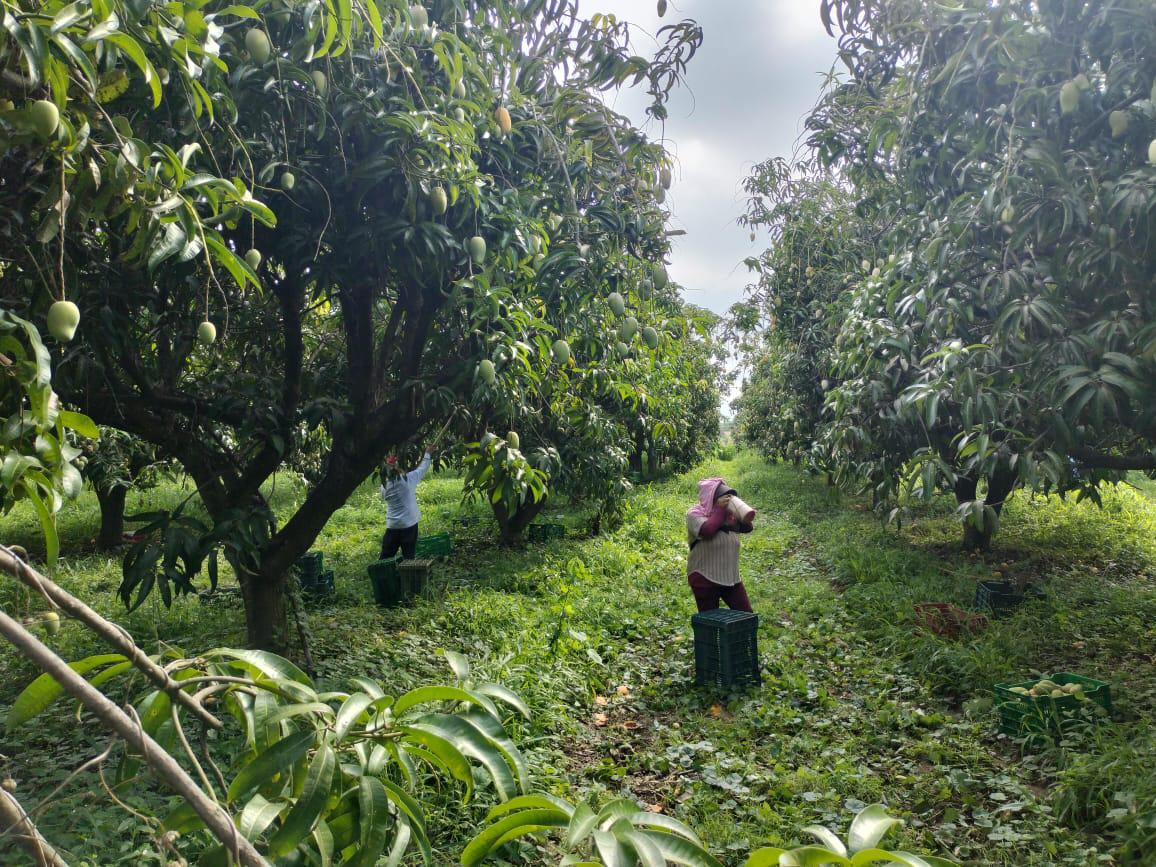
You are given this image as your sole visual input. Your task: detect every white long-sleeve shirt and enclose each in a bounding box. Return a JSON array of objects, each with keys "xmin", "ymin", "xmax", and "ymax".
[{"xmin": 380, "ymin": 453, "xmax": 431, "ymax": 529}]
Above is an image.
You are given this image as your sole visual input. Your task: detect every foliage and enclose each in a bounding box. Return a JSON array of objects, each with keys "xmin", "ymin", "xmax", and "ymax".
[
  {"xmin": 0, "ymin": 0, "xmax": 270, "ymax": 292},
  {"xmin": 460, "ymin": 431, "xmax": 551, "ymax": 542},
  {"xmin": 458, "ymin": 271, "xmax": 721, "ymax": 539},
  {"xmin": 463, "ymin": 792, "xmax": 722, "ymax": 866},
  {"xmin": 731, "ymin": 160, "xmax": 869, "ymax": 466},
  {"xmin": 7, "ymin": 646, "xmax": 530, "ymax": 865},
  {"xmin": 0, "ymin": 0, "xmax": 703, "ymax": 647},
  {"xmin": 80, "ymin": 427, "xmax": 170, "ymax": 498},
  {"xmin": 7, "ymin": 457, "xmax": 1154, "ymax": 862},
  {"xmin": 735, "ymin": 0, "xmax": 1156, "ymax": 548},
  {"xmin": 744, "ymin": 804, "xmax": 956, "ymax": 866},
  {"xmin": 0, "ymin": 309, "xmax": 95, "ymax": 563}
]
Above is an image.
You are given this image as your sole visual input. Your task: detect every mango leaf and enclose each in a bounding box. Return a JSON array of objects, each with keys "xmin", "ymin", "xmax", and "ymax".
[
  {"xmin": 264, "ymin": 743, "xmax": 335, "ymax": 857},
  {"xmin": 7, "ymin": 654, "xmax": 127, "ymax": 729},
  {"xmin": 333, "ymin": 692, "xmax": 373, "ymax": 740},
  {"xmin": 348, "ymin": 777, "xmax": 390, "ymax": 867},
  {"xmin": 847, "ymin": 805, "xmax": 902, "ymax": 853},
  {"xmin": 461, "ymin": 809, "xmax": 570, "ymax": 867},
  {"xmin": 227, "ymin": 729, "xmax": 315, "ymax": 803},
  {"xmin": 745, "ymin": 849, "xmax": 788, "ymax": 867},
  {"xmin": 637, "ymin": 829, "xmax": 724, "ymax": 867}
]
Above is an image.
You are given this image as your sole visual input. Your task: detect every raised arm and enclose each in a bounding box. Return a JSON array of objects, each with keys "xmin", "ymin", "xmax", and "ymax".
[
  {"xmin": 408, "ymin": 451, "xmax": 433, "ymax": 485},
  {"xmin": 696, "ymin": 507, "xmax": 728, "ymax": 539}
]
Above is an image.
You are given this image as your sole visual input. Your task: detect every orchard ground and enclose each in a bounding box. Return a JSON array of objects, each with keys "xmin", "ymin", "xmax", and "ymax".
[{"xmin": 1, "ymin": 454, "xmax": 1154, "ymax": 865}]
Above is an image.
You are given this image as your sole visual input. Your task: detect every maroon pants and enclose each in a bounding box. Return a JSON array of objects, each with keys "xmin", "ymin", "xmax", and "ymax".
[{"xmin": 688, "ymin": 572, "xmax": 753, "ymax": 613}]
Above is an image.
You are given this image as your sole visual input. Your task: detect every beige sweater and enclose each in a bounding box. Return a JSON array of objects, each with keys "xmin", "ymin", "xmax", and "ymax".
[{"xmin": 686, "ymin": 514, "xmax": 742, "ymax": 586}]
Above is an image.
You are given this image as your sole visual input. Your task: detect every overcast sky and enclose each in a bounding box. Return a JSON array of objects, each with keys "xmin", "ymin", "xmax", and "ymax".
[{"xmin": 576, "ymin": 0, "xmax": 839, "ymax": 335}]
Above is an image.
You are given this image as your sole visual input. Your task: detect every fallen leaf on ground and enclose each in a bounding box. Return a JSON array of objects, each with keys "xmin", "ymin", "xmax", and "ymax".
[
  {"xmin": 710, "ymin": 704, "xmax": 723, "ymax": 718},
  {"xmin": 616, "ymin": 685, "xmax": 631, "ymax": 696},
  {"xmin": 593, "ymin": 713, "xmax": 608, "ymax": 726},
  {"xmin": 620, "ymin": 719, "xmax": 640, "ymax": 730},
  {"xmin": 644, "ymin": 804, "xmax": 664, "ymax": 813},
  {"xmin": 594, "ymin": 695, "xmax": 608, "ymax": 706}
]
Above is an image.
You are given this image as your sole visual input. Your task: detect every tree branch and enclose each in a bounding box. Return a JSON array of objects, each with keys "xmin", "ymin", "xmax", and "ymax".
[
  {"xmin": 0, "ymin": 788, "xmax": 68, "ymax": 867},
  {"xmin": 0, "ymin": 547, "xmax": 222, "ymax": 731},
  {"xmin": 0, "ymin": 609, "xmax": 268, "ymax": 867},
  {"xmin": 1070, "ymin": 447, "xmax": 1156, "ymax": 471}
]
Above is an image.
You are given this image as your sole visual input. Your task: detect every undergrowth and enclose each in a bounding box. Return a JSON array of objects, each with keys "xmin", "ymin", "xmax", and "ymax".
[{"xmin": 1, "ymin": 455, "xmax": 1154, "ymax": 865}]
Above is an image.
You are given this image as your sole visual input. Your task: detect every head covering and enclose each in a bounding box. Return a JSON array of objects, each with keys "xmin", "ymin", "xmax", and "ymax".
[
  {"xmin": 716, "ymin": 485, "xmax": 738, "ymax": 499},
  {"xmin": 687, "ymin": 478, "xmax": 727, "ymax": 519}
]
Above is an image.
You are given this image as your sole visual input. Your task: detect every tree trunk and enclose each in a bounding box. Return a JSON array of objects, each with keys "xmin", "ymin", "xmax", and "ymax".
[
  {"xmin": 645, "ymin": 435, "xmax": 657, "ymax": 477},
  {"xmin": 629, "ymin": 427, "xmax": 644, "ymax": 474},
  {"xmin": 239, "ymin": 568, "xmax": 291, "ymax": 653},
  {"xmin": 959, "ymin": 467, "xmax": 1018, "ymax": 552},
  {"xmin": 492, "ymin": 498, "xmax": 547, "ymax": 545},
  {"xmin": 240, "ymin": 435, "xmax": 400, "ymax": 650},
  {"xmin": 95, "ymin": 484, "xmax": 128, "ymax": 550}
]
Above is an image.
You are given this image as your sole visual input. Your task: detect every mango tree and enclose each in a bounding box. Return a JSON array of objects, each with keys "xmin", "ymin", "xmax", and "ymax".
[
  {"xmin": 0, "ymin": 0, "xmax": 702, "ymax": 646},
  {"xmin": 735, "ymin": 0, "xmax": 1156, "ymax": 549},
  {"xmin": 80, "ymin": 428, "xmax": 173, "ymax": 549}
]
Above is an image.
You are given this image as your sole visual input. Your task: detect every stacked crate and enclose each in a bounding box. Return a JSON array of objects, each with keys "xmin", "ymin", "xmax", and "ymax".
[
  {"xmin": 691, "ymin": 609, "xmax": 761, "ymax": 688},
  {"xmin": 295, "ymin": 551, "xmax": 334, "ymax": 599}
]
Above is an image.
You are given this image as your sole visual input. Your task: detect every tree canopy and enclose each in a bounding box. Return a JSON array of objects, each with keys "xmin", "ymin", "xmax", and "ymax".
[
  {"xmin": 735, "ymin": 0, "xmax": 1156, "ymax": 548},
  {"xmin": 1, "ymin": 0, "xmax": 704, "ymax": 646}
]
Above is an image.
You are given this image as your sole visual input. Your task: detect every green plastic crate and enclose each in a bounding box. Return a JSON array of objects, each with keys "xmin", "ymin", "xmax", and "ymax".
[
  {"xmin": 368, "ymin": 556, "xmax": 404, "ymax": 606},
  {"xmin": 974, "ymin": 580, "xmax": 1046, "ymax": 617},
  {"xmin": 994, "ymin": 672, "xmax": 1111, "ymax": 736},
  {"xmin": 527, "ymin": 523, "xmax": 566, "ymax": 542},
  {"xmin": 300, "ymin": 569, "xmax": 334, "ymax": 600},
  {"xmin": 296, "ymin": 551, "xmax": 324, "ymax": 580},
  {"xmin": 399, "ymin": 559, "xmax": 434, "ymax": 599},
  {"xmin": 415, "ymin": 533, "xmax": 453, "ymax": 559},
  {"xmin": 692, "ymin": 609, "xmax": 760, "ymax": 688}
]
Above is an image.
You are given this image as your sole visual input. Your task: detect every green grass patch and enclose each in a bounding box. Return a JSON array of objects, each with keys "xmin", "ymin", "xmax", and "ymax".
[{"xmin": 1, "ymin": 455, "xmax": 1153, "ymax": 864}]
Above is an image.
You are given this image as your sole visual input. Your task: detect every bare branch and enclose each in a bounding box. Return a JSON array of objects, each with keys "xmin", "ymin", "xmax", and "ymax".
[
  {"xmin": 0, "ymin": 789, "xmax": 68, "ymax": 867},
  {"xmin": 0, "ymin": 547, "xmax": 222, "ymax": 731},
  {"xmin": 1070, "ymin": 447, "xmax": 1156, "ymax": 471},
  {"xmin": 0, "ymin": 608, "xmax": 269, "ymax": 867}
]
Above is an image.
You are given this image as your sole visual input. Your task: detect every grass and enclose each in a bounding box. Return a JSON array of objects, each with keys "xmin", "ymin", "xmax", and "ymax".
[{"xmin": 1, "ymin": 454, "xmax": 1154, "ymax": 865}]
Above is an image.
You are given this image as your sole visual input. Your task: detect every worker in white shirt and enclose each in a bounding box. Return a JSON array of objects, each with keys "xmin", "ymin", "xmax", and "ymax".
[{"xmin": 379, "ymin": 447, "xmax": 437, "ymax": 559}]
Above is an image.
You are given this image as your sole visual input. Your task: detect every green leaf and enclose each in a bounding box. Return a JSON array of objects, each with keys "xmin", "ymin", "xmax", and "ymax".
[
  {"xmin": 23, "ymin": 483, "xmax": 59, "ymax": 566},
  {"xmin": 801, "ymin": 824, "xmax": 848, "ymax": 857},
  {"xmin": 847, "ymin": 805, "xmax": 902, "ymax": 853},
  {"xmin": 444, "ymin": 649, "xmax": 471, "ymax": 681},
  {"xmin": 349, "ymin": 777, "xmax": 390, "ymax": 867},
  {"xmin": 474, "ymin": 681, "xmax": 532, "ymax": 720},
  {"xmin": 487, "ymin": 794, "xmax": 574, "ymax": 821},
  {"xmin": 779, "ymin": 846, "xmax": 852, "ymax": 866},
  {"xmin": 7, "ymin": 655, "xmax": 127, "ymax": 729},
  {"xmin": 565, "ymin": 801, "xmax": 598, "ymax": 850},
  {"xmin": 629, "ymin": 811, "xmax": 704, "ymax": 844},
  {"xmin": 380, "ymin": 779, "xmax": 432, "ymax": 862},
  {"xmin": 226, "ymin": 729, "xmax": 315, "ymax": 803},
  {"xmin": 207, "ymin": 648, "xmax": 312, "ymax": 685},
  {"xmin": 745, "ymin": 849, "xmax": 788, "ymax": 867},
  {"xmin": 461, "ymin": 809, "xmax": 570, "ymax": 867},
  {"xmin": 408, "ymin": 713, "xmax": 519, "ymax": 800},
  {"xmin": 334, "ymin": 692, "xmax": 373, "ymax": 740},
  {"xmin": 621, "ymin": 828, "xmax": 666, "ymax": 867},
  {"xmin": 265, "ymin": 743, "xmax": 335, "ymax": 857},
  {"xmin": 638, "ymin": 829, "xmax": 725, "ymax": 867},
  {"xmin": 391, "ymin": 684, "xmax": 492, "ymax": 717},
  {"xmin": 397, "ymin": 725, "xmax": 473, "ymax": 799},
  {"xmin": 58, "ymin": 409, "xmax": 98, "ymax": 438},
  {"xmin": 105, "ymin": 32, "xmax": 161, "ymax": 106},
  {"xmin": 238, "ymin": 793, "xmax": 284, "ymax": 840}
]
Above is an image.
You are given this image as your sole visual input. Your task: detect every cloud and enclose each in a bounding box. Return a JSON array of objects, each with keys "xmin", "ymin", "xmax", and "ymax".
[{"xmin": 577, "ymin": 0, "xmax": 836, "ymax": 313}]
